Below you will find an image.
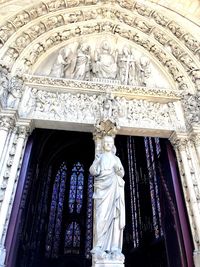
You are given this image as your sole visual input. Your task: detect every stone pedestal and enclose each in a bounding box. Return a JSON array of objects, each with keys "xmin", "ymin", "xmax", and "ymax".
[
  {"xmin": 194, "ymin": 250, "xmax": 200, "ymax": 267},
  {"xmin": 93, "ymin": 264, "xmax": 124, "ymax": 267},
  {"xmin": 92, "ymin": 260, "xmax": 124, "ymax": 267}
]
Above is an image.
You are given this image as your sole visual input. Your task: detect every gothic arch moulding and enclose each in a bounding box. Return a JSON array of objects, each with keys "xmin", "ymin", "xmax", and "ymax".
[{"xmin": 0, "ymin": 0, "xmax": 200, "ymax": 92}]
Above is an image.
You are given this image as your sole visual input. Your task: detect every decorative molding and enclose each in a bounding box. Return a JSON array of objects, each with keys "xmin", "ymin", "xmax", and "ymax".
[
  {"xmin": 8, "ymin": 22, "xmax": 192, "ymax": 91},
  {"xmin": 0, "ymin": 2, "xmax": 199, "ymax": 90},
  {"xmin": 0, "ymin": 0, "xmax": 200, "ymax": 61},
  {"xmin": 24, "ymin": 74, "xmax": 181, "ymax": 100}
]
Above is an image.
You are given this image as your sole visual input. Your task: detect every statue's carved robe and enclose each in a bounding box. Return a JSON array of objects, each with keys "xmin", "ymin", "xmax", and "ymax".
[{"xmin": 90, "ymin": 152, "xmax": 125, "ymax": 253}]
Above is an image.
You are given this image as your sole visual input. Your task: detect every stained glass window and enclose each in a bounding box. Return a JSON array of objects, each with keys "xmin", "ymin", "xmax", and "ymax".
[
  {"xmin": 144, "ymin": 137, "xmax": 163, "ymax": 238},
  {"xmin": 45, "ymin": 161, "xmax": 90, "ymax": 258},
  {"xmin": 68, "ymin": 162, "xmax": 84, "ymax": 214},
  {"xmin": 45, "ymin": 162, "xmax": 67, "ymax": 258},
  {"xmin": 64, "ymin": 222, "xmax": 81, "ymax": 254},
  {"xmin": 127, "ymin": 136, "xmax": 140, "ymax": 247},
  {"xmin": 85, "ymin": 174, "xmax": 93, "ymax": 258}
]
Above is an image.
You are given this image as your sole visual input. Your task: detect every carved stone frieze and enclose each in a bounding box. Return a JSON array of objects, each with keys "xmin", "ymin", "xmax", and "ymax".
[
  {"xmin": 19, "ymin": 86, "xmax": 184, "ymax": 132},
  {"xmin": 0, "ymin": 0, "xmax": 99, "ymax": 46}
]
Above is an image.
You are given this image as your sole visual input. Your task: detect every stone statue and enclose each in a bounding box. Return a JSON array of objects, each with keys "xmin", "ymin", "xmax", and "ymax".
[
  {"xmin": 90, "ymin": 135, "xmax": 125, "ymax": 263},
  {"xmin": 73, "ymin": 43, "xmax": 91, "ymax": 80},
  {"xmin": 50, "ymin": 44, "xmax": 77, "ymax": 79},
  {"xmin": 93, "ymin": 40, "xmax": 118, "ymax": 79},
  {"xmin": 138, "ymin": 56, "xmax": 151, "ymax": 86},
  {"xmin": 117, "ymin": 46, "xmax": 137, "ymax": 85},
  {"xmin": 0, "ymin": 65, "xmax": 9, "ymax": 103},
  {"xmin": 49, "ymin": 49, "xmax": 66, "ymax": 78},
  {"xmin": 7, "ymin": 76, "xmax": 23, "ymax": 109}
]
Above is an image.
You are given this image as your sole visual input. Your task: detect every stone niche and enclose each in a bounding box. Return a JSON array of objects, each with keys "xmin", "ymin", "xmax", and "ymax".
[{"xmin": 35, "ymin": 35, "xmax": 171, "ymax": 89}]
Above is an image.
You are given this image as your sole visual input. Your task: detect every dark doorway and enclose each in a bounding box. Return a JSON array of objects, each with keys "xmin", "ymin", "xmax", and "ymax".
[
  {"xmin": 11, "ymin": 130, "xmax": 191, "ymax": 267},
  {"xmin": 14, "ymin": 129, "xmax": 94, "ymax": 267}
]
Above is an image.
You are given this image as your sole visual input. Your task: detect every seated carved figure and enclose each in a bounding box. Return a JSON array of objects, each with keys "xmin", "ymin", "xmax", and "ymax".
[{"xmin": 93, "ymin": 40, "xmax": 118, "ymax": 79}]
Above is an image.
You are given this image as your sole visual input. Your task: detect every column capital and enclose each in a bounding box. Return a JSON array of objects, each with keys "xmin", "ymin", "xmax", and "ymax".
[
  {"xmin": 169, "ymin": 132, "xmax": 189, "ymax": 151},
  {"xmin": 15, "ymin": 119, "xmax": 33, "ymax": 138}
]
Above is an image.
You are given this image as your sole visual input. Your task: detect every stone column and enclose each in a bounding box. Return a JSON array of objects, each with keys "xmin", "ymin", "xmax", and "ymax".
[
  {"xmin": 0, "ymin": 115, "xmax": 14, "ymax": 169},
  {"xmin": 170, "ymin": 132, "xmax": 200, "ymax": 267},
  {"xmin": 0, "ymin": 122, "xmax": 30, "ymax": 267}
]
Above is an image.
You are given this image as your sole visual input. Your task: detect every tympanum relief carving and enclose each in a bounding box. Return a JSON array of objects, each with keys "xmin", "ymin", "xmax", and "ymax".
[{"xmin": 37, "ymin": 38, "xmax": 170, "ymax": 89}]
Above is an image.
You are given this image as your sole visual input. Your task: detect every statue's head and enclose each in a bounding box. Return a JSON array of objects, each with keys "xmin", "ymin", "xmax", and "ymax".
[
  {"xmin": 101, "ymin": 40, "xmax": 111, "ymax": 53},
  {"xmin": 103, "ymin": 135, "xmax": 115, "ymax": 152}
]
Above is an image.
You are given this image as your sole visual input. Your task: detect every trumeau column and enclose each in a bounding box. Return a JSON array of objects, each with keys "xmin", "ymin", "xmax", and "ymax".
[
  {"xmin": 170, "ymin": 132, "xmax": 200, "ymax": 267},
  {"xmin": 0, "ymin": 119, "xmax": 31, "ymax": 267}
]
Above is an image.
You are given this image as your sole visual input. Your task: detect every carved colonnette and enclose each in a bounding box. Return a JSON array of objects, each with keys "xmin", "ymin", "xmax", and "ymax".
[
  {"xmin": 0, "ymin": 118, "xmax": 31, "ymax": 267},
  {"xmin": 170, "ymin": 132, "xmax": 200, "ymax": 266},
  {"xmin": 0, "ymin": 66, "xmax": 31, "ymax": 261}
]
